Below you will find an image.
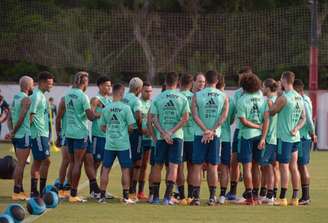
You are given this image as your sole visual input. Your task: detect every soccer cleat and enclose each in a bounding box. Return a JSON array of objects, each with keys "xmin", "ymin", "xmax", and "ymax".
[
  {"xmin": 90, "ymin": 191, "xmax": 101, "ymax": 199},
  {"xmin": 163, "ymin": 197, "xmax": 174, "ymax": 205},
  {"xmin": 186, "ymin": 197, "xmax": 193, "ymax": 205},
  {"xmin": 261, "ymin": 197, "xmax": 274, "ymax": 205},
  {"xmin": 170, "ymin": 196, "xmax": 180, "ymax": 205},
  {"xmin": 12, "ymin": 192, "xmax": 28, "ymax": 201},
  {"xmin": 289, "ymin": 198, "xmax": 299, "ymax": 206},
  {"xmin": 253, "ymin": 196, "xmax": 262, "ymax": 205},
  {"xmin": 98, "ymin": 197, "xmax": 107, "ymax": 204},
  {"xmin": 129, "ymin": 193, "xmax": 139, "ymax": 202},
  {"xmin": 58, "ymin": 190, "xmax": 69, "ymax": 199},
  {"xmin": 217, "ymin": 195, "xmax": 225, "ymax": 205},
  {"xmin": 179, "ymin": 198, "xmax": 189, "ymax": 206},
  {"xmin": 122, "ymin": 198, "xmax": 136, "ymax": 204},
  {"xmin": 137, "ymin": 192, "xmax": 148, "ymax": 201},
  {"xmin": 238, "ymin": 197, "xmax": 255, "ymax": 205},
  {"xmin": 207, "ymin": 198, "xmax": 216, "ymax": 206},
  {"xmin": 151, "ymin": 197, "xmax": 160, "ymax": 205},
  {"xmin": 259, "ymin": 195, "xmax": 266, "ymax": 202},
  {"xmin": 69, "ymin": 196, "xmax": 87, "ymax": 203},
  {"xmin": 148, "ymin": 194, "xmax": 154, "ymax": 203},
  {"xmin": 190, "ymin": 198, "xmax": 201, "ymax": 206},
  {"xmin": 30, "ymin": 191, "xmax": 40, "ymax": 198},
  {"xmin": 105, "ymin": 192, "xmax": 115, "ymax": 199},
  {"xmin": 225, "ymin": 192, "xmax": 238, "ymax": 201},
  {"xmin": 298, "ymin": 199, "xmax": 311, "ymax": 205},
  {"xmin": 274, "ymin": 198, "xmax": 288, "ymax": 206}
]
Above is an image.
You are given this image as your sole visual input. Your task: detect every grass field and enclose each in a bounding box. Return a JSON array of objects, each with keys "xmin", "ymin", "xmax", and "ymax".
[{"xmin": 0, "ymin": 142, "xmax": 328, "ymax": 223}]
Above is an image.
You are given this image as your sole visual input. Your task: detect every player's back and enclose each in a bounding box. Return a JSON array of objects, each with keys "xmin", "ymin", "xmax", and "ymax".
[
  {"xmin": 11, "ymin": 92, "xmax": 30, "ymax": 138},
  {"xmin": 64, "ymin": 88, "xmax": 90, "ymax": 139},
  {"xmin": 277, "ymin": 90, "xmax": 304, "ymax": 143}
]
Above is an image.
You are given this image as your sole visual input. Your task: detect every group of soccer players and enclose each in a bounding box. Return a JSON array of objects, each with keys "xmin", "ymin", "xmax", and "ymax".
[{"xmin": 6, "ymin": 67, "xmax": 317, "ymax": 206}]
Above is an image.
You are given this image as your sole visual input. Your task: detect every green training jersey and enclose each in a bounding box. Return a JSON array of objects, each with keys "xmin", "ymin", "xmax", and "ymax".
[
  {"xmin": 265, "ymin": 95, "xmax": 278, "ymax": 145},
  {"xmin": 123, "ymin": 92, "xmax": 141, "ymax": 129},
  {"xmin": 101, "ymin": 101, "xmax": 135, "ymax": 150},
  {"xmin": 300, "ymin": 95, "xmax": 315, "ymax": 140},
  {"xmin": 180, "ymin": 90, "xmax": 195, "ymax": 142},
  {"xmin": 140, "ymin": 98, "xmax": 152, "ymax": 141},
  {"xmin": 237, "ymin": 91, "xmax": 265, "ymax": 140},
  {"xmin": 150, "ymin": 89, "xmax": 189, "ymax": 140},
  {"xmin": 11, "ymin": 92, "xmax": 31, "ymax": 138},
  {"xmin": 194, "ymin": 87, "xmax": 226, "ymax": 137},
  {"xmin": 91, "ymin": 93, "xmax": 112, "ymax": 138},
  {"xmin": 221, "ymin": 96, "xmax": 236, "ymax": 142},
  {"xmin": 233, "ymin": 88, "xmax": 244, "ymax": 129},
  {"xmin": 64, "ymin": 88, "xmax": 91, "ymax": 139},
  {"xmin": 277, "ymin": 90, "xmax": 304, "ymax": 143},
  {"xmin": 30, "ymin": 88, "xmax": 48, "ymax": 138}
]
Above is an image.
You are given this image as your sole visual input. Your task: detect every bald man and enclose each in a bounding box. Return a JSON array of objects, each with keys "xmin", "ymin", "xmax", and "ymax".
[{"xmin": 6, "ymin": 76, "xmax": 34, "ymax": 201}]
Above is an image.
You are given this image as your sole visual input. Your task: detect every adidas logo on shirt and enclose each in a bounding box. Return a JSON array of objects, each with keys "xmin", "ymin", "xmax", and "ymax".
[{"xmin": 206, "ymin": 98, "xmax": 216, "ymax": 106}]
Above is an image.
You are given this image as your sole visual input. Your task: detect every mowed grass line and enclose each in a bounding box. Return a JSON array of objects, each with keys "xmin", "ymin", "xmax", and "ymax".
[{"xmin": 0, "ymin": 143, "xmax": 328, "ymax": 223}]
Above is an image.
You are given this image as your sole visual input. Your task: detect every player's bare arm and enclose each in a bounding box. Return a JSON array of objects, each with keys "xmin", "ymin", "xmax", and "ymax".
[{"xmin": 269, "ymin": 95, "xmax": 286, "ymax": 116}]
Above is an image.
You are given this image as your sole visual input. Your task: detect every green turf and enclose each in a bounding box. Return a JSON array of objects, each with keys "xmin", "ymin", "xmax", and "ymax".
[{"xmin": 0, "ymin": 143, "xmax": 328, "ymax": 223}]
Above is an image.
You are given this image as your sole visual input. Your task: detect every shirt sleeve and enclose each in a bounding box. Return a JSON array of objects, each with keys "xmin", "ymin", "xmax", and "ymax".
[
  {"xmin": 126, "ymin": 106, "xmax": 136, "ymax": 126},
  {"xmin": 82, "ymin": 94, "xmax": 91, "ymax": 111},
  {"xmin": 133, "ymin": 98, "xmax": 141, "ymax": 112},
  {"xmin": 29, "ymin": 93, "xmax": 39, "ymax": 114},
  {"xmin": 236, "ymin": 98, "xmax": 246, "ymax": 118}
]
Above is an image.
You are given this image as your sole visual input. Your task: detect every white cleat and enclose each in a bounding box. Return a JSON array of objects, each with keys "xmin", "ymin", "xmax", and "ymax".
[
  {"xmin": 122, "ymin": 198, "xmax": 137, "ymax": 204},
  {"xmin": 218, "ymin": 195, "xmax": 226, "ymax": 205}
]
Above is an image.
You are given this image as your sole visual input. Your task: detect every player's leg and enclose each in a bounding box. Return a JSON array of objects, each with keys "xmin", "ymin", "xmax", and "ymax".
[
  {"xmin": 151, "ymin": 140, "xmax": 165, "ymax": 204},
  {"xmin": 190, "ymin": 136, "xmax": 206, "ymax": 205},
  {"xmin": 273, "ymin": 160, "xmax": 280, "ymax": 198},
  {"xmin": 275, "ymin": 140, "xmax": 290, "ymax": 206},
  {"xmin": 260, "ymin": 144, "xmax": 275, "ymax": 205},
  {"xmin": 138, "ymin": 145, "xmax": 150, "ymax": 200},
  {"xmin": 298, "ymin": 138, "xmax": 311, "ymax": 205},
  {"xmin": 206, "ymin": 136, "xmax": 220, "ymax": 206},
  {"xmin": 289, "ymin": 144, "xmax": 300, "ymax": 206},
  {"xmin": 163, "ymin": 139, "xmax": 182, "ymax": 205},
  {"xmin": 227, "ymin": 129, "xmax": 240, "ymax": 201},
  {"xmin": 251, "ymin": 137, "xmax": 262, "ymax": 203},
  {"xmin": 129, "ymin": 130, "xmax": 143, "ymax": 200},
  {"xmin": 91, "ymin": 136, "xmax": 105, "ymax": 176},
  {"xmin": 147, "ymin": 146, "xmax": 155, "ymax": 202},
  {"xmin": 219, "ymin": 142, "xmax": 231, "ymax": 204},
  {"xmin": 98, "ymin": 149, "xmax": 115, "ymax": 203},
  {"xmin": 12, "ymin": 135, "xmax": 30, "ymax": 200},
  {"xmin": 118, "ymin": 148, "xmax": 134, "ymax": 203},
  {"xmin": 58, "ymin": 142, "xmax": 71, "ymax": 198},
  {"xmin": 69, "ymin": 138, "xmax": 87, "ymax": 202},
  {"xmin": 238, "ymin": 137, "xmax": 254, "ymax": 204}
]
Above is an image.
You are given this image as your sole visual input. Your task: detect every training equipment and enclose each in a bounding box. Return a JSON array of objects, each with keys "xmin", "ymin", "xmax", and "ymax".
[
  {"xmin": 3, "ymin": 204, "xmax": 25, "ymax": 223},
  {"xmin": 26, "ymin": 197, "xmax": 46, "ymax": 215},
  {"xmin": 43, "ymin": 191, "xmax": 59, "ymax": 208},
  {"xmin": 0, "ymin": 156, "xmax": 17, "ymax": 179},
  {"xmin": 43, "ymin": 185, "xmax": 58, "ymax": 195},
  {"xmin": 0, "ymin": 214, "xmax": 14, "ymax": 223}
]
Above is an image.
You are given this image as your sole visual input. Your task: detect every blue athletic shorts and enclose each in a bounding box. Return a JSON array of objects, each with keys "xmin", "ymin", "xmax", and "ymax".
[
  {"xmin": 277, "ymin": 139, "xmax": 299, "ymax": 164},
  {"xmin": 154, "ymin": 139, "xmax": 183, "ymax": 165},
  {"xmin": 232, "ymin": 129, "xmax": 239, "ymax": 153},
  {"xmin": 91, "ymin": 136, "xmax": 106, "ymax": 161},
  {"xmin": 183, "ymin": 141, "xmax": 193, "ymax": 162},
  {"xmin": 221, "ymin": 141, "xmax": 232, "ymax": 166},
  {"xmin": 12, "ymin": 134, "xmax": 31, "ymax": 150},
  {"xmin": 66, "ymin": 136, "xmax": 90, "ymax": 154},
  {"xmin": 297, "ymin": 138, "xmax": 312, "ymax": 165},
  {"xmin": 31, "ymin": 136, "xmax": 50, "ymax": 161},
  {"xmin": 58, "ymin": 135, "xmax": 67, "ymax": 147},
  {"xmin": 149, "ymin": 146, "xmax": 155, "ymax": 166},
  {"xmin": 237, "ymin": 136, "xmax": 262, "ymax": 164},
  {"xmin": 129, "ymin": 129, "xmax": 143, "ymax": 161},
  {"xmin": 260, "ymin": 143, "xmax": 277, "ymax": 166},
  {"xmin": 142, "ymin": 140, "xmax": 152, "ymax": 151},
  {"xmin": 192, "ymin": 136, "xmax": 221, "ymax": 165},
  {"xmin": 102, "ymin": 149, "xmax": 132, "ymax": 169}
]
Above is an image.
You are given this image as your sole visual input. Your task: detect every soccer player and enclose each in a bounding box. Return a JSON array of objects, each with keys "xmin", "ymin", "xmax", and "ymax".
[
  {"xmin": 138, "ymin": 82, "xmax": 153, "ymax": 200},
  {"xmin": 191, "ymin": 70, "xmax": 228, "ymax": 206},
  {"xmin": 293, "ymin": 79, "xmax": 317, "ymax": 205},
  {"xmin": 258, "ymin": 78, "xmax": 279, "ymax": 205},
  {"xmin": 177, "ymin": 73, "xmax": 194, "ymax": 205},
  {"xmin": 6, "ymin": 76, "xmax": 34, "ymax": 200},
  {"xmin": 192, "ymin": 73, "xmax": 205, "ymax": 93},
  {"xmin": 226, "ymin": 66, "xmax": 252, "ymax": 201},
  {"xmin": 269, "ymin": 71, "xmax": 305, "ymax": 206},
  {"xmin": 98, "ymin": 83, "xmax": 136, "ymax": 204},
  {"xmin": 55, "ymin": 96, "xmax": 72, "ymax": 198},
  {"xmin": 29, "ymin": 71, "xmax": 54, "ymax": 197},
  {"xmin": 122, "ymin": 77, "xmax": 143, "ymax": 200},
  {"xmin": 63, "ymin": 71, "xmax": 100, "ymax": 202},
  {"xmin": 217, "ymin": 81, "xmax": 235, "ymax": 205},
  {"xmin": 236, "ymin": 73, "xmax": 265, "ymax": 205},
  {"xmin": 90, "ymin": 76, "xmax": 112, "ymax": 174},
  {"xmin": 150, "ymin": 72, "xmax": 189, "ymax": 205}
]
